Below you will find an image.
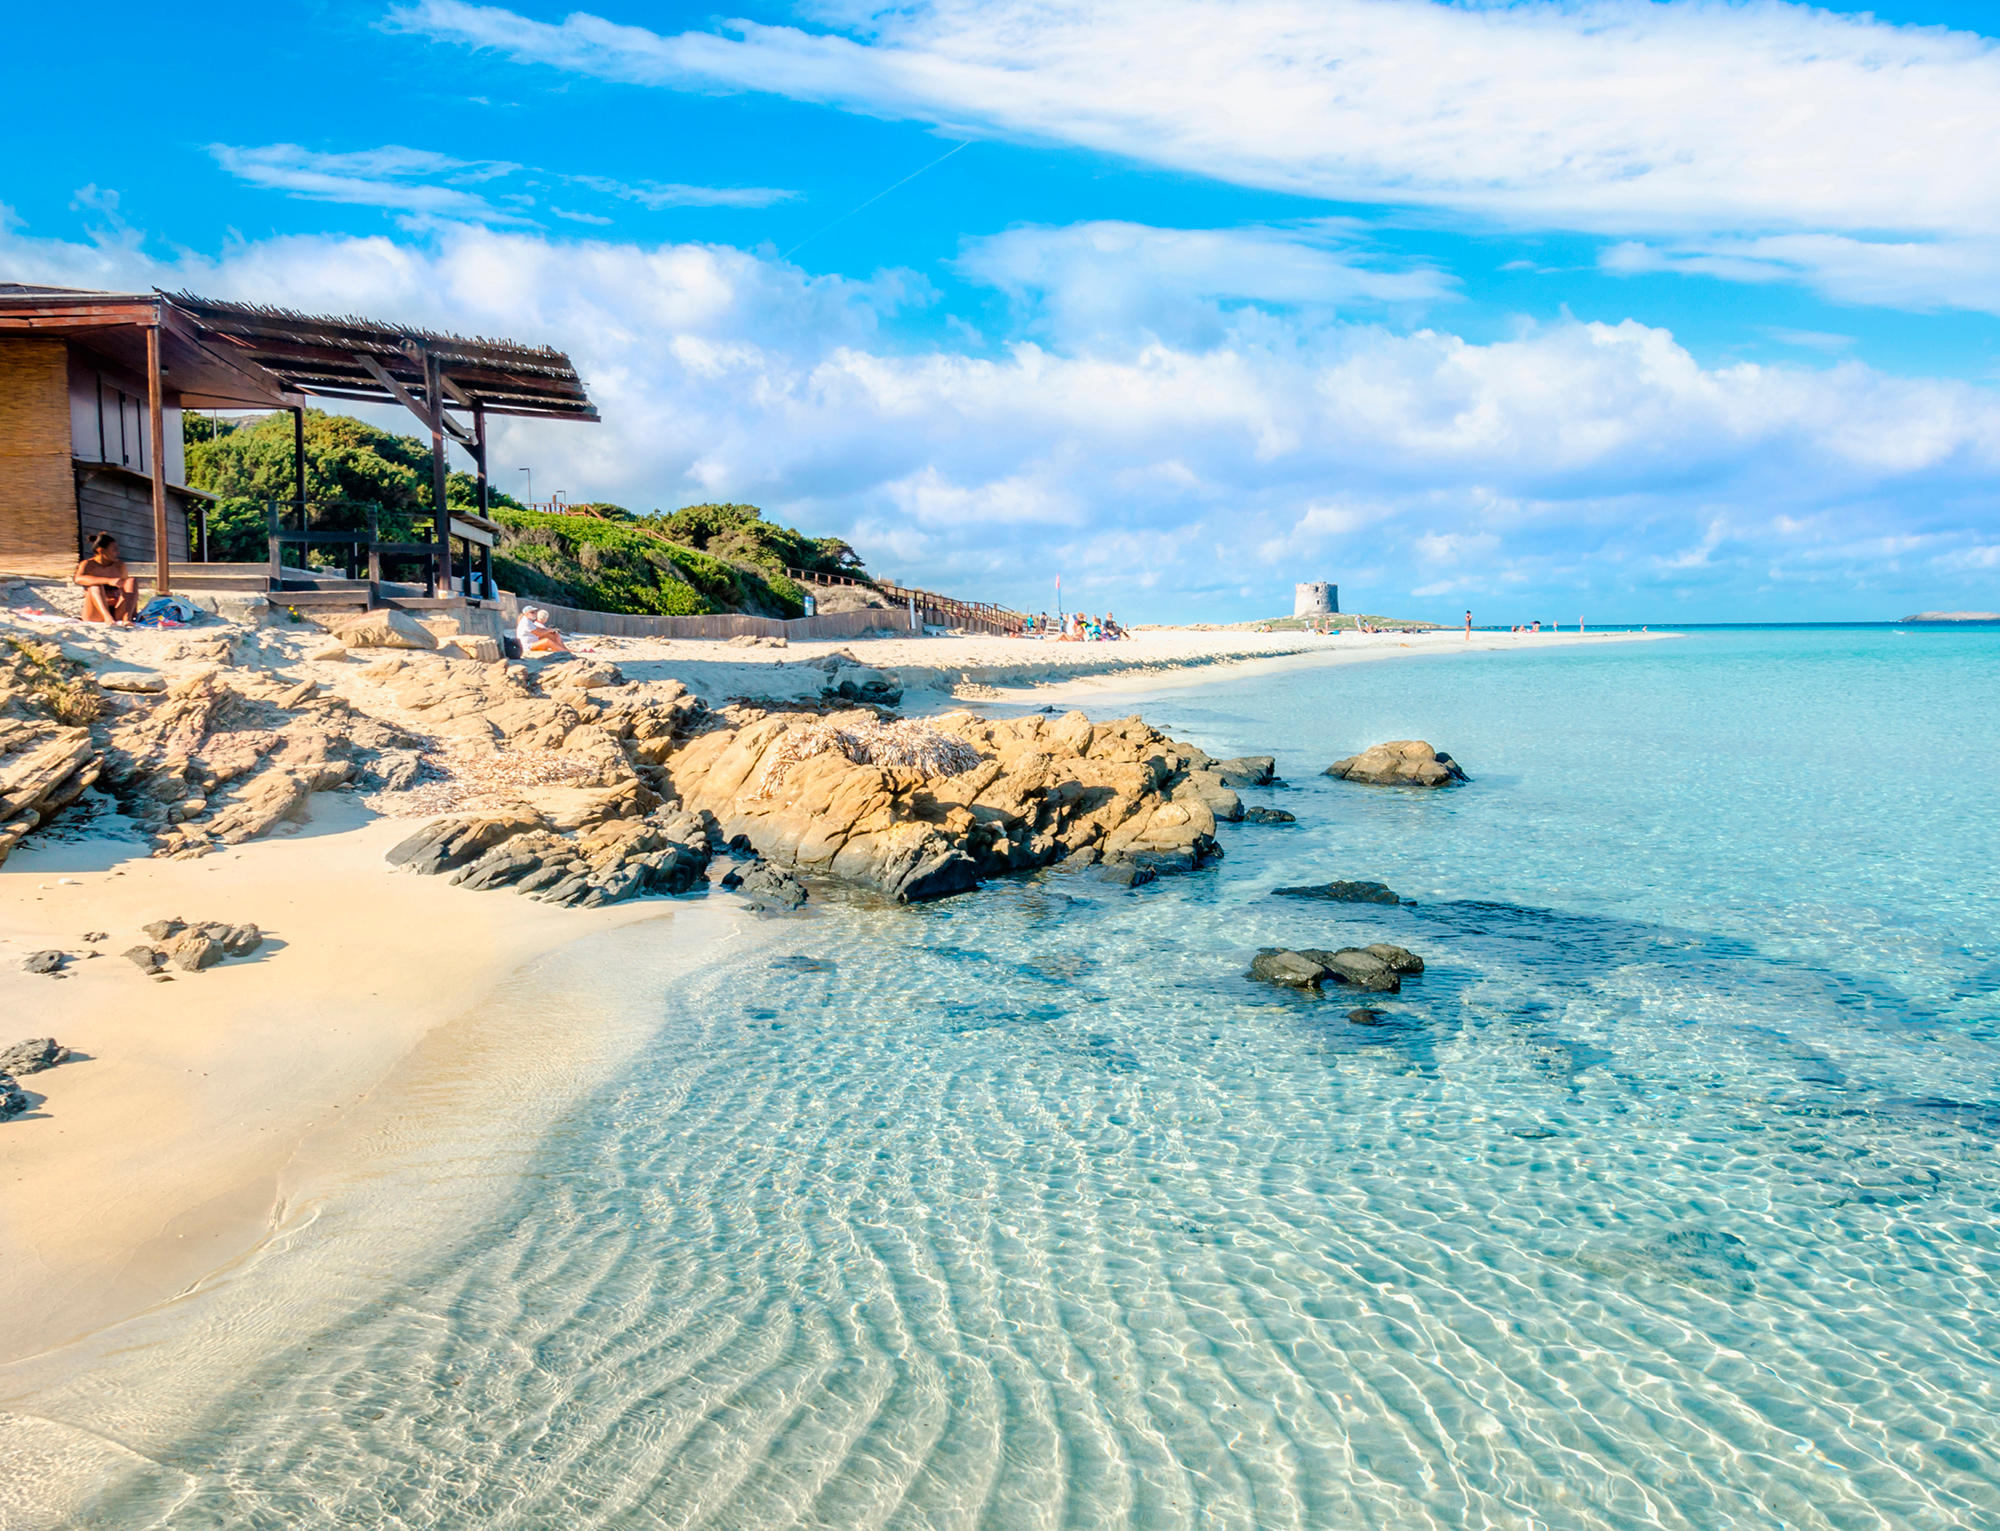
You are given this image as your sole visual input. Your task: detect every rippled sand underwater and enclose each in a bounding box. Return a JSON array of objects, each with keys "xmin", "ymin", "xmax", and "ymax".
[{"xmin": 86, "ymin": 630, "xmax": 2000, "ymax": 1528}]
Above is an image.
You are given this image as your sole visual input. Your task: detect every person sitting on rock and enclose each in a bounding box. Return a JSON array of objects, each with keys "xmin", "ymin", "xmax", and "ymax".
[
  {"xmin": 516, "ymin": 606, "xmax": 568, "ymax": 655},
  {"xmin": 74, "ymin": 533, "xmax": 140, "ymax": 623}
]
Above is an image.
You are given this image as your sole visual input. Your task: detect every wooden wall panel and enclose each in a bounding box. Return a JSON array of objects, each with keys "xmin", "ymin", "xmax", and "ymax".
[
  {"xmin": 0, "ymin": 339, "xmax": 79, "ymax": 561},
  {"xmin": 75, "ymin": 468, "xmax": 189, "ymax": 563}
]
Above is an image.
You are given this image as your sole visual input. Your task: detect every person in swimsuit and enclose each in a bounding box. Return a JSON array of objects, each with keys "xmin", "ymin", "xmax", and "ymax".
[{"xmin": 74, "ymin": 533, "xmax": 140, "ymax": 623}]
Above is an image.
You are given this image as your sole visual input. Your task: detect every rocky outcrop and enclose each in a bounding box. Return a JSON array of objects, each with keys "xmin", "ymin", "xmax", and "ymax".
[
  {"xmin": 0, "ymin": 1075, "xmax": 27, "ymax": 1120},
  {"xmin": 0, "ymin": 635, "xmax": 104, "ymax": 865},
  {"xmin": 1325, "ymin": 741, "xmax": 1468, "ymax": 787},
  {"xmin": 0, "ymin": 1038, "xmax": 69, "ymax": 1076},
  {"xmin": 658, "ymin": 708, "xmax": 1226, "ymax": 903},
  {"xmin": 1248, "ymin": 943, "xmax": 1425, "ymax": 994},
  {"xmin": 1274, "ymin": 879, "xmax": 1402, "ymax": 904},
  {"xmin": 388, "ymin": 791, "xmax": 716, "ymax": 909}
]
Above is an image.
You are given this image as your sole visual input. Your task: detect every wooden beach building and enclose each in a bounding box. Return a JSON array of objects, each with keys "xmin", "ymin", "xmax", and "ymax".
[{"xmin": 0, "ymin": 284, "xmax": 596, "ymax": 603}]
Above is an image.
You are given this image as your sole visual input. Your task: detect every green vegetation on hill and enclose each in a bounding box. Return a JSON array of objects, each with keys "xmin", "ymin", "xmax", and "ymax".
[{"xmin": 184, "ymin": 410, "xmax": 864, "ymax": 617}]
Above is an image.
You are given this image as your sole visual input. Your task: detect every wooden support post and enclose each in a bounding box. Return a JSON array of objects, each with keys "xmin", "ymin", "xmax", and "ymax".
[
  {"xmin": 479, "ymin": 539, "xmax": 493, "ymax": 604},
  {"xmin": 146, "ymin": 322, "xmax": 169, "ymax": 593},
  {"xmin": 472, "ymin": 401, "xmax": 489, "ymax": 515},
  {"xmin": 268, "ymin": 499, "xmax": 283, "ymax": 584},
  {"xmin": 292, "ymin": 405, "xmax": 306, "ymax": 515},
  {"xmin": 424, "ymin": 350, "xmax": 449, "ymax": 599}
]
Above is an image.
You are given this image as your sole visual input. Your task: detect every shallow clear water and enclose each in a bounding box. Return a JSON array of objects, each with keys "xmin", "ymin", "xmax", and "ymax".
[{"xmin": 95, "ymin": 630, "xmax": 2000, "ymax": 1529}]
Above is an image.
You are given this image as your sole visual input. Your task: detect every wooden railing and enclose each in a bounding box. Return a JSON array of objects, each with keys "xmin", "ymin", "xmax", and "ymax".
[{"xmin": 785, "ymin": 567, "xmax": 1027, "ymax": 635}]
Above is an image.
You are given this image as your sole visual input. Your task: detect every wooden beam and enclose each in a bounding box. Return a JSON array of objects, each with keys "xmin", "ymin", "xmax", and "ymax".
[
  {"xmin": 146, "ymin": 320, "xmax": 170, "ymax": 595},
  {"xmin": 353, "ymin": 352, "xmax": 476, "ymax": 448}
]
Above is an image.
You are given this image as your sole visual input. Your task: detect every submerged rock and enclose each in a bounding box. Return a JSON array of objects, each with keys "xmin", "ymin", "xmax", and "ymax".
[
  {"xmin": 1273, "ymin": 879, "xmax": 1402, "ymax": 904},
  {"xmin": 1213, "ymin": 756, "xmax": 1276, "ymax": 787},
  {"xmin": 1325, "ymin": 741, "xmax": 1468, "ymax": 787},
  {"xmin": 729, "ymin": 861, "xmax": 809, "ymax": 912},
  {"xmin": 1248, "ymin": 949, "xmax": 1328, "ymax": 988},
  {"xmin": 1241, "ymin": 807, "xmax": 1296, "ymax": 825},
  {"xmin": 1246, "ymin": 944, "xmax": 1424, "ymax": 994},
  {"xmin": 0, "ymin": 1038, "xmax": 69, "ymax": 1076},
  {"xmin": 1296, "ymin": 947, "xmax": 1402, "ymax": 992}
]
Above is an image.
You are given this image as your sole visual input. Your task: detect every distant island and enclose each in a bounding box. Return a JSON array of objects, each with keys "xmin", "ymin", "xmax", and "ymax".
[{"xmin": 1901, "ymin": 611, "xmax": 2000, "ymax": 624}]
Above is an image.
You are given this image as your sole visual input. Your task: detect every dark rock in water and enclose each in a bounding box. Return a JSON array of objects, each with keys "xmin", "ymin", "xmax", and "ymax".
[
  {"xmin": 770, "ymin": 955, "xmax": 837, "ymax": 973},
  {"xmin": 1346, "ymin": 1008, "xmax": 1389, "ymax": 1026},
  {"xmin": 1364, "ymin": 942, "xmax": 1424, "ymax": 974},
  {"xmin": 0, "ymin": 1074, "xmax": 27, "ymax": 1119},
  {"xmin": 123, "ymin": 945, "xmax": 164, "ymax": 973},
  {"xmin": 1510, "ymin": 1125, "xmax": 1559, "ymax": 1140},
  {"xmin": 1249, "ymin": 948, "xmax": 1329, "ymax": 988},
  {"xmin": 1213, "ymin": 756, "xmax": 1276, "ymax": 787},
  {"xmin": 21, "ymin": 950, "xmax": 67, "ymax": 975},
  {"xmin": 1296, "ymin": 947, "xmax": 1402, "ymax": 993},
  {"xmin": 736, "ymin": 862, "xmax": 809, "ymax": 912},
  {"xmin": 142, "ymin": 918, "xmax": 185, "ymax": 942},
  {"xmin": 1273, "ymin": 879, "xmax": 1401, "ymax": 904},
  {"xmin": 0, "ymin": 1038, "xmax": 68, "ymax": 1075},
  {"xmin": 1085, "ymin": 861, "xmax": 1156, "ymax": 888},
  {"xmin": 1325, "ymin": 740, "xmax": 1468, "ymax": 787},
  {"xmin": 1241, "ymin": 807, "xmax": 1297, "ymax": 825}
]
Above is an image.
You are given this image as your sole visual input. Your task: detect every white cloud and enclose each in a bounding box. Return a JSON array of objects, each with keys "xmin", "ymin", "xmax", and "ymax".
[
  {"xmin": 956, "ymin": 220, "xmax": 1451, "ymax": 346},
  {"xmin": 569, "ymin": 176, "xmax": 798, "ymax": 210},
  {"xmin": 6, "ymin": 211, "xmax": 1997, "ymax": 617},
  {"xmin": 1604, "ymin": 235, "xmax": 2000, "ymax": 317},
  {"xmin": 397, "ymin": 0, "xmax": 2000, "ymax": 243},
  {"xmin": 211, "ymin": 143, "xmax": 522, "ymax": 217}
]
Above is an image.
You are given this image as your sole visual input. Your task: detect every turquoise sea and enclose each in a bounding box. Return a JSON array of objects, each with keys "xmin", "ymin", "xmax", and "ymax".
[{"xmin": 81, "ymin": 629, "xmax": 2000, "ymax": 1528}]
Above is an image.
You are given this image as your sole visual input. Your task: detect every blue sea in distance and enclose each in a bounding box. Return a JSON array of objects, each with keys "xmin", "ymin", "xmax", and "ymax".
[{"xmin": 95, "ymin": 628, "xmax": 2000, "ymax": 1529}]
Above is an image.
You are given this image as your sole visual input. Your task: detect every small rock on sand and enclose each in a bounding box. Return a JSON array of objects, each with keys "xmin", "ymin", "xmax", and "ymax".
[
  {"xmin": 20, "ymin": 950, "xmax": 67, "ymax": 975},
  {"xmin": 124, "ymin": 945, "xmax": 165, "ymax": 973},
  {"xmin": 170, "ymin": 934, "xmax": 224, "ymax": 972},
  {"xmin": 142, "ymin": 917, "xmax": 185, "ymax": 941},
  {"xmin": 0, "ymin": 1038, "xmax": 69, "ymax": 1075},
  {"xmin": 99, "ymin": 671, "xmax": 167, "ymax": 693},
  {"xmin": 0, "ymin": 1075, "xmax": 27, "ymax": 1120}
]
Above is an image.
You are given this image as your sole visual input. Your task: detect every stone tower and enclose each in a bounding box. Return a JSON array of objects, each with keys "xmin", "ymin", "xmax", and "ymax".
[{"xmin": 1293, "ymin": 581, "xmax": 1338, "ymax": 618}]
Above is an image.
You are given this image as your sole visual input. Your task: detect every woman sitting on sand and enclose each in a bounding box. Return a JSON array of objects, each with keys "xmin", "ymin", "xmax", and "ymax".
[
  {"xmin": 515, "ymin": 606, "xmax": 568, "ymax": 655},
  {"xmin": 74, "ymin": 533, "xmax": 140, "ymax": 623}
]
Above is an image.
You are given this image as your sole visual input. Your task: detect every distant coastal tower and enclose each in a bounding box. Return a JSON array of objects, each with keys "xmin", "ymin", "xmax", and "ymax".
[{"xmin": 1294, "ymin": 581, "xmax": 1338, "ymax": 618}]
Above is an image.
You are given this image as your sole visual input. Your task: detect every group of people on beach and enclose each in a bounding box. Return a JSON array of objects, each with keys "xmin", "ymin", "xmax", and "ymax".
[
  {"xmin": 514, "ymin": 606, "xmax": 568, "ymax": 655},
  {"xmin": 1015, "ymin": 611, "xmax": 1125, "ymax": 641}
]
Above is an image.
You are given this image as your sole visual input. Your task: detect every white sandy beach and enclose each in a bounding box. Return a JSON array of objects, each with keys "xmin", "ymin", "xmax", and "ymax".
[{"xmin": 0, "ymin": 612, "xmax": 1658, "ymax": 1460}]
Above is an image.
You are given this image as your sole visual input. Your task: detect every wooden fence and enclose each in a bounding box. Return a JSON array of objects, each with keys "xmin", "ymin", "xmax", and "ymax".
[{"xmin": 784, "ymin": 569, "xmax": 1025, "ymax": 635}]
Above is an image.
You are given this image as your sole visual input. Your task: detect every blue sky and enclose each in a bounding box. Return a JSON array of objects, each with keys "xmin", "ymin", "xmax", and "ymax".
[{"xmin": 6, "ymin": 0, "xmax": 2000, "ymax": 621}]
